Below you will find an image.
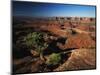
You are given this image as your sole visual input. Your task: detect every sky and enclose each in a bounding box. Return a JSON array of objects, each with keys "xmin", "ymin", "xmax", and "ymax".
[{"xmin": 13, "ymin": 1, "xmax": 96, "ymax": 17}]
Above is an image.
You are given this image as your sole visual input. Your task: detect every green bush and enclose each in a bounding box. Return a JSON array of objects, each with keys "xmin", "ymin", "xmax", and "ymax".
[
  {"xmin": 46, "ymin": 53, "xmax": 61, "ymax": 65},
  {"xmin": 24, "ymin": 32, "xmax": 48, "ymax": 60}
]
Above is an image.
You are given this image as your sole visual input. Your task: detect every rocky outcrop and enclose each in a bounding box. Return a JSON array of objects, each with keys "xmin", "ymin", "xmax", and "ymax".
[{"xmin": 54, "ymin": 49, "xmax": 96, "ymax": 71}]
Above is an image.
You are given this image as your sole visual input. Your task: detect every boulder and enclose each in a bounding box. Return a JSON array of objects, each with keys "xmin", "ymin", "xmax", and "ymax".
[{"xmin": 30, "ymin": 50, "xmax": 39, "ymax": 57}]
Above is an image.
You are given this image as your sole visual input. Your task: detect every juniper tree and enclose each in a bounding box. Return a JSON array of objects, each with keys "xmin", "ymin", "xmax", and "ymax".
[{"xmin": 24, "ymin": 32, "xmax": 48, "ymax": 60}]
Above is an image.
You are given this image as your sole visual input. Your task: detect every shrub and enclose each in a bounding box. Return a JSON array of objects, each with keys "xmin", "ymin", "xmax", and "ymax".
[{"xmin": 46, "ymin": 53, "xmax": 61, "ymax": 65}]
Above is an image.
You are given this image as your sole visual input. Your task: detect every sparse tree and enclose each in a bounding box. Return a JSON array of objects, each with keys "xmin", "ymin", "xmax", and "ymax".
[{"xmin": 24, "ymin": 32, "xmax": 48, "ymax": 60}]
